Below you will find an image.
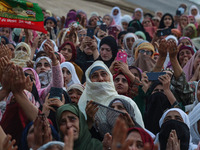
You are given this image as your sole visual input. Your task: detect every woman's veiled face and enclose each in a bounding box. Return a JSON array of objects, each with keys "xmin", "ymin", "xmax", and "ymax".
[
  {"xmin": 16, "ymin": 46, "xmax": 28, "ymax": 53},
  {"xmin": 68, "ymin": 89, "xmax": 82, "ymax": 104},
  {"xmin": 164, "ymin": 15, "xmax": 172, "ymax": 27},
  {"xmin": 114, "ymin": 74, "xmax": 129, "ymax": 95},
  {"xmin": 62, "ymin": 68, "xmax": 72, "ymax": 85},
  {"xmin": 163, "ymin": 111, "xmax": 184, "ymax": 123},
  {"xmin": 191, "ymin": 8, "xmax": 198, "ymax": 16},
  {"xmin": 100, "ymin": 44, "xmax": 112, "ymax": 61},
  {"xmin": 36, "ymin": 59, "xmax": 51, "ymax": 74},
  {"xmin": 152, "ymin": 84, "xmax": 164, "ymax": 94},
  {"xmin": 90, "ymin": 69, "xmax": 110, "ymax": 82},
  {"xmin": 126, "ymin": 131, "xmax": 144, "ymax": 150},
  {"xmin": 178, "ymin": 49, "xmax": 193, "ymax": 67},
  {"xmin": 60, "ymin": 44, "xmax": 73, "ymax": 61},
  {"xmin": 103, "ymin": 16, "xmax": 111, "ymax": 26},
  {"xmin": 110, "ymin": 102, "xmax": 128, "ymax": 114},
  {"xmin": 59, "ymin": 111, "xmax": 80, "ymax": 141}
]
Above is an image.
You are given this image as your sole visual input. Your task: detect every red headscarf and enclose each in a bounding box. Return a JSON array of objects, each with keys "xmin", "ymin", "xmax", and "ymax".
[{"xmin": 128, "ymin": 127, "xmax": 154, "ymax": 150}]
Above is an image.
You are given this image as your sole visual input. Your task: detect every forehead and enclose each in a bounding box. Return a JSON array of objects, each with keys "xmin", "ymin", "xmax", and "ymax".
[
  {"xmin": 101, "ymin": 44, "xmax": 110, "ymax": 49},
  {"xmin": 61, "ymin": 111, "xmax": 77, "ymax": 118},
  {"xmin": 115, "ymin": 74, "xmax": 126, "ymax": 79},
  {"xmin": 165, "ymin": 110, "xmax": 181, "ymax": 118},
  {"xmin": 93, "ymin": 69, "xmax": 107, "ymax": 74},
  {"xmin": 38, "ymin": 58, "xmax": 50, "ymax": 64},
  {"xmin": 111, "ymin": 101, "xmax": 124, "ymax": 106}
]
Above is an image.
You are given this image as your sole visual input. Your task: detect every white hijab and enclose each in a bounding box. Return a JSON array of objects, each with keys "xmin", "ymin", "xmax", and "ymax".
[
  {"xmin": 121, "ymin": 15, "xmax": 132, "ymax": 30},
  {"xmin": 78, "ymin": 60, "xmax": 144, "ymax": 128},
  {"xmin": 111, "ymin": 6, "xmax": 122, "ymax": 26},
  {"xmin": 189, "ymin": 5, "xmax": 200, "ymax": 23},
  {"xmin": 134, "ymin": 8, "xmax": 144, "ymax": 23},
  {"xmin": 38, "ymin": 39, "xmax": 58, "ymax": 52},
  {"xmin": 123, "ymin": 33, "xmax": 138, "ymax": 66},
  {"xmin": 61, "ymin": 62, "xmax": 80, "ymax": 88},
  {"xmin": 154, "ymin": 108, "xmax": 197, "ymax": 150}
]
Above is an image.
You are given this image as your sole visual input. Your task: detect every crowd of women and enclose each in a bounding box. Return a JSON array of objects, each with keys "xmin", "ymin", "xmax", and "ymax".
[{"xmin": 1, "ymin": 2, "xmax": 200, "ymax": 150}]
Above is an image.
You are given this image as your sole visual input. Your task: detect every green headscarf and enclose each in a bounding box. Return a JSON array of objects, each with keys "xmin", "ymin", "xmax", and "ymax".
[
  {"xmin": 56, "ymin": 104, "xmax": 102, "ymax": 150},
  {"xmin": 183, "ymin": 24, "xmax": 197, "ymax": 39}
]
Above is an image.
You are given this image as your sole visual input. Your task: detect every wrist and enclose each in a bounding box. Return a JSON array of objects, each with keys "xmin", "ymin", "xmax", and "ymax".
[{"xmin": 52, "ymin": 60, "xmax": 59, "ymax": 66}]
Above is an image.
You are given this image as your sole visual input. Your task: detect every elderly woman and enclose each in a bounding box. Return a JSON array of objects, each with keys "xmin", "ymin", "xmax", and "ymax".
[
  {"xmin": 78, "ymin": 60, "xmax": 144, "ymax": 128},
  {"xmin": 67, "ymin": 84, "xmax": 85, "ymax": 104},
  {"xmin": 155, "ymin": 108, "xmax": 197, "ymax": 150},
  {"xmin": 56, "ymin": 103, "xmax": 103, "ymax": 150}
]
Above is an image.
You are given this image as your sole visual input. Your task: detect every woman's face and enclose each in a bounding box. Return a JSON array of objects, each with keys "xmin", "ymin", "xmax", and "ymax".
[
  {"xmin": 152, "ymin": 19, "xmax": 160, "ymax": 27},
  {"xmin": 16, "ymin": 46, "xmax": 28, "ymax": 53},
  {"xmin": 126, "ymin": 131, "xmax": 144, "ymax": 150},
  {"xmin": 36, "ymin": 59, "xmax": 51, "ymax": 74},
  {"xmin": 103, "ymin": 16, "xmax": 111, "ymax": 26},
  {"xmin": 156, "ymin": 12, "xmax": 163, "ymax": 18},
  {"xmin": 193, "ymin": 53, "xmax": 200, "ymax": 71},
  {"xmin": 68, "ymin": 89, "xmax": 82, "ymax": 104},
  {"xmin": 90, "ymin": 69, "xmax": 110, "ymax": 82},
  {"xmin": 60, "ymin": 44, "xmax": 73, "ymax": 61},
  {"xmin": 90, "ymin": 16, "xmax": 98, "ymax": 27},
  {"xmin": 64, "ymin": 33, "xmax": 76, "ymax": 44},
  {"xmin": 164, "ymin": 15, "xmax": 172, "ymax": 27},
  {"xmin": 110, "ymin": 102, "xmax": 128, "ymax": 114},
  {"xmin": 59, "ymin": 111, "xmax": 79, "ymax": 141},
  {"xmin": 135, "ymin": 11, "xmax": 142, "ymax": 20},
  {"xmin": 152, "ymin": 84, "xmax": 164, "ymax": 94},
  {"xmin": 114, "ymin": 74, "xmax": 129, "ymax": 95},
  {"xmin": 197, "ymin": 82, "xmax": 200, "ymax": 102},
  {"xmin": 163, "ymin": 111, "xmax": 183, "ymax": 123},
  {"xmin": 97, "ymin": 29, "xmax": 108, "ymax": 40},
  {"xmin": 46, "ymin": 20, "xmax": 55, "ymax": 28},
  {"xmin": 62, "ymin": 68, "xmax": 72, "ymax": 85},
  {"xmin": 178, "ymin": 49, "xmax": 193, "ymax": 67},
  {"xmin": 1, "ymin": 28, "xmax": 10, "ymax": 38},
  {"xmin": 122, "ymin": 22, "xmax": 129, "ymax": 31},
  {"xmin": 126, "ymin": 37, "xmax": 135, "ymax": 50},
  {"xmin": 100, "ymin": 44, "xmax": 112, "ymax": 61},
  {"xmin": 191, "ymin": 8, "xmax": 198, "ymax": 16},
  {"xmin": 189, "ymin": 17, "xmax": 195, "ymax": 24},
  {"xmin": 184, "ymin": 26, "xmax": 194, "ymax": 38},
  {"xmin": 180, "ymin": 16, "xmax": 188, "ymax": 27},
  {"xmin": 78, "ymin": 30, "xmax": 86, "ymax": 43},
  {"xmin": 130, "ymin": 68, "xmax": 140, "ymax": 81},
  {"xmin": 180, "ymin": 39, "xmax": 192, "ymax": 46},
  {"xmin": 143, "ymin": 18, "xmax": 152, "ymax": 27},
  {"xmin": 113, "ymin": 9, "xmax": 119, "ymax": 16}
]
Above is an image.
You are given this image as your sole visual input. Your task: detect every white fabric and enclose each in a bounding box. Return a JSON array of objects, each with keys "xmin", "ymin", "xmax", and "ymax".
[
  {"xmin": 189, "ymin": 103, "xmax": 200, "ymax": 144},
  {"xmin": 154, "ymin": 108, "xmax": 197, "ymax": 150},
  {"xmin": 66, "ymin": 83, "xmax": 85, "ymax": 93},
  {"xmin": 34, "ymin": 56, "xmax": 52, "ymax": 70},
  {"xmin": 134, "ymin": 8, "xmax": 144, "ymax": 23},
  {"xmin": 38, "ymin": 141, "xmax": 65, "ymax": 150},
  {"xmin": 38, "ymin": 39, "xmax": 58, "ymax": 52},
  {"xmin": 15, "ymin": 42, "xmax": 31, "ymax": 57},
  {"xmin": 110, "ymin": 7, "xmax": 122, "ymax": 26},
  {"xmin": 78, "ymin": 60, "xmax": 144, "ymax": 128},
  {"xmin": 61, "ymin": 62, "xmax": 80, "ymax": 88},
  {"xmin": 189, "ymin": 5, "xmax": 200, "ymax": 24},
  {"xmin": 123, "ymin": 33, "xmax": 138, "ymax": 66},
  {"xmin": 164, "ymin": 35, "xmax": 178, "ymax": 69},
  {"xmin": 121, "ymin": 15, "xmax": 132, "ymax": 30}
]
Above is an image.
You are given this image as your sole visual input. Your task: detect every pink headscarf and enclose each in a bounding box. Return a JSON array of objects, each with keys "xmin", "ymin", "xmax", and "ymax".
[
  {"xmin": 183, "ymin": 50, "xmax": 200, "ymax": 81},
  {"xmin": 23, "ymin": 68, "xmax": 41, "ymax": 90}
]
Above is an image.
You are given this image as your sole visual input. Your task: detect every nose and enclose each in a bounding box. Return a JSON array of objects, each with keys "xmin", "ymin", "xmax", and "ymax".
[{"xmin": 98, "ymin": 75, "xmax": 104, "ymax": 82}]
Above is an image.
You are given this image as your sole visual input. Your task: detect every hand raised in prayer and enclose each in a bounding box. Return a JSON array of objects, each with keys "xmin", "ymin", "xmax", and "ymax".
[
  {"xmin": 102, "ymin": 133, "xmax": 112, "ymax": 150},
  {"xmin": 43, "ymin": 42, "xmax": 58, "ymax": 66},
  {"xmin": 63, "ymin": 128, "xmax": 74, "ymax": 150},
  {"xmin": 1, "ymin": 135, "xmax": 18, "ymax": 150},
  {"xmin": 0, "ymin": 45, "xmax": 12, "ymax": 60},
  {"xmin": 119, "ymin": 113, "xmax": 135, "ymax": 128},
  {"xmin": 166, "ymin": 130, "xmax": 180, "ymax": 150},
  {"xmin": 141, "ymin": 72, "xmax": 151, "ymax": 93},
  {"xmin": 32, "ymin": 114, "xmax": 52, "ymax": 150},
  {"xmin": 168, "ymin": 40, "xmax": 182, "ymax": 59},
  {"xmin": 26, "ymin": 60, "xmax": 34, "ymax": 68},
  {"xmin": 0, "ymin": 56, "xmax": 10, "ymax": 81},
  {"xmin": 158, "ymin": 74, "xmax": 171, "ymax": 91},
  {"xmin": 154, "ymin": 38, "xmax": 168, "ymax": 58},
  {"xmin": 109, "ymin": 61, "xmax": 120, "ymax": 75},
  {"xmin": 86, "ymin": 100, "xmax": 98, "ymax": 129}
]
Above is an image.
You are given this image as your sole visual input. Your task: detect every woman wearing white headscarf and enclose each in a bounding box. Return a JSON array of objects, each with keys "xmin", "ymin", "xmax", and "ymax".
[
  {"xmin": 61, "ymin": 62, "xmax": 80, "ymax": 91},
  {"xmin": 110, "ymin": 6, "xmax": 122, "ymax": 26},
  {"xmin": 78, "ymin": 60, "xmax": 144, "ymax": 128},
  {"xmin": 121, "ymin": 15, "xmax": 132, "ymax": 31},
  {"xmin": 155, "ymin": 108, "xmax": 197, "ymax": 150},
  {"xmin": 189, "ymin": 5, "xmax": 200, "ymax": 24},
  {"xmin": 123, "ymin": 33, "xmax": 138, "ymax": 66},
  {"xmin": 11, "ymin": 42, "xmax": 31, "ymax": 68},
  {"xmin": 38, "ymin": 39, "xmax": 59, "ymax": 52},
  {"xmin": 133, "ymin": 8, "xmax": 144, "ymax": 23}
]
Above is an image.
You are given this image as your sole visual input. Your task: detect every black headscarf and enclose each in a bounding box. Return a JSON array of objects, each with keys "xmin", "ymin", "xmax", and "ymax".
[
  {"xmin": 158, "ymin": 13, "xmax": 175, "ymax": 29},
  {"xmin": 98, "ymin": 36, "xmax": 118, "ymax": 68},
  {"xmin": 159, "ymin": 120, "xmax": 190, "ymax": 150}
]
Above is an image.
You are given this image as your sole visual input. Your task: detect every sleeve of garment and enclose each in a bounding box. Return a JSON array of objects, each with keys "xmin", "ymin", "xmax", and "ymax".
[
  {"xmin": 39, "ymin": 63, "xmax": 63, "ymax": 104},
  {"xmin": 171, "ymin": 72, "xmax": 194, "ymax": 106}
]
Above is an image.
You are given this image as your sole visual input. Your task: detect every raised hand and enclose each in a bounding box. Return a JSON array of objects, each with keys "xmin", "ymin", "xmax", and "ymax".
[
  {"xmin": 43, "ymin": 42, "xmax": 58, "ymax": 66},
  {"xmin": 0, "ymin": 45, "xmax": 12, "ymax": 60},
  {"xmin": 102, "ymin": 133, "xmax": 112, "ymax": 150},
  {"xmin": 168, "ymin": 41, "xmax": 182, "ymax": 59},
  {"xmin": 166, "ymin": 130, "xmax": 180, "ymax": 150},
  {"xmin": 154, "ymin": 38, "xmax": 168, "ymax": 58},
  {"xmin": 1, "ymin": 135, "xmax": 18, "ymax": 150},
  {"xmin": 86, "ymin": 100, "xmax": 98, "ymax": 129},
  {"xmin": 63, "ymin": 128, "xmax": 74, "ymax": 150},
  {"xmin": 158, "ymin": 74, "xmax": 171, "ymax": 91}
]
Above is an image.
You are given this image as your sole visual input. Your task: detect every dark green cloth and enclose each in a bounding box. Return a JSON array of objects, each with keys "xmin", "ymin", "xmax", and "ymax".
[{"xmin": 56, "ymin": 104, "xmax": 103, "ymax": 150}]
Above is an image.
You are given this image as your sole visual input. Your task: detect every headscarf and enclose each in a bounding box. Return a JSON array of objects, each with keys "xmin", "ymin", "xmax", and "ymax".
[
  {"xmin": 11, "ymin": 42, "xmax": 31, "ymax": 68},
  {"xmin": 135, "ymin": 42, "xmax": 155, "ymax": 59},
  {"xmin": 44, "ymin": 17, "xmax": 57, "ymax": 34},
  {"xmin": 183, "ymin": 50, "xmax": 200, "ymax": 81},
  {"xmin": 123, "ymin": 33, "xmax": 138, "ymax": 66},
  {"xmin": 34, "ymin": 56, "xmax": 52, "ymax": 70},
  {"xmin": 110, "ymin": 6, "xmax": 121, "ymax": 26},
  {"xmin": 189, "ymin": 103, "xmax": 200, "ymax": 144},
  {"xmin": 121, "ymin": 15, "xmax": 132, "ymax": 30},
  {"xmin": 56, "ymin": 104, "xmax": 103, "ymax": 150},
  {"xmin": 135, "ymin": 31, "xmax": 146, "ymax": 40},
  {"xmin": 65, "ymin": 11, "xmax": 77, "ymax": 28},
  {"xmin": 189, "ymin": 5, "xmax": 200, "ymax": 24},
  {"xmin": 183, "ymin": 24, "xmax": 198, "ymax": 39},
  {"xmin": 66, "ymin": 83, "xmax": 85, "ymax": 93},
  {"xmin": 59, "ymin": 41, "xmax": 77, "ymax": 62},
  {"xmin": 178, "ymin": 36, "xmax": 196, "ymax": 50},
  {"xmin": 38, "ymin": 39, "xmax": 59, "ymax": 52},
  {"xmin": 133, "ymin": 8, "xmax": 144, "ymax": 23},
  {"xmin": 128, "ymin": 127, "xmax": 154, "ymax": 150},
  {"xmin": 99, "ymin": 36, "xmax": 118, "ymax": 67},
  {"xmin": 103, "ymin": 14, "xmax": 115, "ymax": 27},
  {"xmin": 177, "ymin": 15, "xmax": 189, "ymax": 33},
  {"xmin": 171, "ymin": 29, "xmax": 182, "ymax": 39},
  {"xmin": 155, "ymin": 108, "xmax": 197, "ymax": 150},
  {"xmin": 78, "ymin": 60, "xmax": 144, "ymax": 128},
  {"xmin": 38, "ymin": 141, "xmax": 64, "ymax": 150},
  {"xmin": 61, "ymin": 62, "xmax": 80, "ymax": 88},
  {"xmin": 158, "ymin": 13, "xmax": 175, "ymax": 29}
]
